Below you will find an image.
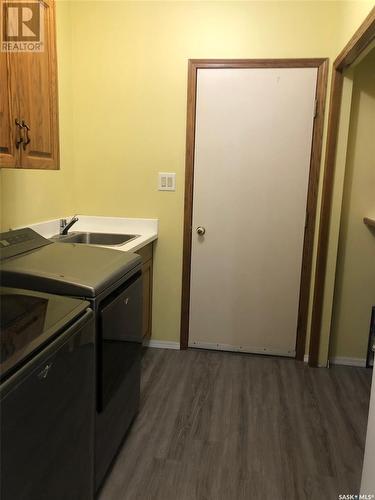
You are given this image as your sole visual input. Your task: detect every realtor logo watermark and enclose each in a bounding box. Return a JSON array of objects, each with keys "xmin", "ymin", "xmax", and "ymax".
[{"xmin": 1, "ymin": 0, "xmax": 44, "ymax": 52}]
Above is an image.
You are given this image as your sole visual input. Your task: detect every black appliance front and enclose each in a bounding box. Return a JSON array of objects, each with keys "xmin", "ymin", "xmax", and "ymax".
[
  {"xmin": 95, "ymin": 271, "xmax": 143, "ymax": 489},
  {"xmin": 0, "ymin": 308, "xmax": 95, "ymax": 500},
  {"xmin": 99, "ymin": 271, "xmax": 143, "ymax": 411},
  {"xmin": 0, "ymin": 228, "xmax": 143, "ymax": 492}
]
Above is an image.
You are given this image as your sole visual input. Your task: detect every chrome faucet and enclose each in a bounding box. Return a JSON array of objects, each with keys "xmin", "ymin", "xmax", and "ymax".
[{"xmin": 60, "ymin": 216, "xmax": 79, "ymax": 235}]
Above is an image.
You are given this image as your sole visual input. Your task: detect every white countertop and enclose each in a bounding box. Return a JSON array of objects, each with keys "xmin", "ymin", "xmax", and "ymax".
[{"xmin": 25, "ymin": 215, "xmax": 158, "ymax": 253}]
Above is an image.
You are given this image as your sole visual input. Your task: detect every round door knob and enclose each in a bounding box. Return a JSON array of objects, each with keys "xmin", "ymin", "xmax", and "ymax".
[{"xmin": 196, "ymin": 226, "xmax": 206, "ymax": 236}]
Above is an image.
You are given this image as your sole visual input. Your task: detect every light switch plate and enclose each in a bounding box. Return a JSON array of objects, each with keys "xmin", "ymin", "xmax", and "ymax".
[{"xmin": 158, "ymin": 172, "xmax": 176, "ymax": 191}]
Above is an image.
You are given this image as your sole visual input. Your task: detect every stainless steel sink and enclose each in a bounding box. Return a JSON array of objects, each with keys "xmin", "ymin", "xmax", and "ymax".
[{"xmin": 52, "ymin": 232, "xmax": 139, "ymax": 246}]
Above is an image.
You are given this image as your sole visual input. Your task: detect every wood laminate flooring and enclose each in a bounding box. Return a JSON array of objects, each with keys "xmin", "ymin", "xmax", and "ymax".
[{"xmin": 98, "ymin": 348, "xmax": 372, "ymax": 500}]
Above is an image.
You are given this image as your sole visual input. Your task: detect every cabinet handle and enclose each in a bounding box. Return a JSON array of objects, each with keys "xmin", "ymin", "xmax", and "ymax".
[
  {"xmin": 22, "ymin": 120, "xmax": 31, "ymax": 150},
  {"xmin": 15, "ymin": 118, "xmax": 23, "ymax": 149}
]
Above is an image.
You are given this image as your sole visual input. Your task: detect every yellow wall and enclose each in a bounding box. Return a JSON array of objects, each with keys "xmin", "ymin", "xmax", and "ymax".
[
  {"xmin": 1, "ymin": 1, "xmax": 374, "ymax": 351},
  {"xmin": 329, "ymin": 49, "xmax": 375, "ymax": 361},
  {"xmin": 0, "ymin": 0, "xmax": 74, "ymax": 231},
  {"xmin": 68, "ymin": 0, "xmax": 374, "ymax": 345}
]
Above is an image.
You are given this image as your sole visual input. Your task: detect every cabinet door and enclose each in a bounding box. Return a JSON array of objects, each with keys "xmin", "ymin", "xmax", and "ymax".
[
  {"xmin": 0, "ymin": 52, "xmax": 18, "ymax": 168},
  {"xmin": 142, "ymin": 258, "xmax": 153, "ymax": 339},
  {"xmin": 10, "ymin": 0, "xmax": 59, "ymax": 169},
  {"xmin": 134, "ymin": 244, "xmax": 154, "ymax": 339}
]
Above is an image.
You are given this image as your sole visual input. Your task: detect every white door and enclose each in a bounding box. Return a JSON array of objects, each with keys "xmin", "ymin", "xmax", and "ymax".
[
  {"xmin": 189, "ymin": 67, "xmax": 317, "ymax": 356},
  {"xmin": 361, "ymin": 364, "xmax": 375, "ymax": 494}
]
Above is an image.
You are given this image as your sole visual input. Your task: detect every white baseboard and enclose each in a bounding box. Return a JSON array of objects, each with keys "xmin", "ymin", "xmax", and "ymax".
[
  {"xmin": 188, "ymin": 340, "xmax": 295, "ymax": 358},
  {"xmin": 144, "ymin": 341, "xmax": 366, "ymax": 367},
  {"xmin": 143, "ymin": 339, "xmax": 180, "ymax": 350},
  {"xmin": 329, "ymin": 356, "xmax": 367, "ymax": 367}
]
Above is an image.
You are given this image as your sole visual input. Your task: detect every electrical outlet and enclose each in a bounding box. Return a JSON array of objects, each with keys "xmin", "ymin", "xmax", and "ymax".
[{"xmin": 158, "ymin": 172, "xmax": 176, "ymax": 191}]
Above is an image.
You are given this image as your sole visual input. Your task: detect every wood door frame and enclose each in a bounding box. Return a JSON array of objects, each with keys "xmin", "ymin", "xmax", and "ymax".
[
  {"xmin": 308, "ymin": 8, "xmax": 375, "ymax": 367},
  {"xmin": 180, "ymin": 58, "xmax": 329, "ymax": 360}
]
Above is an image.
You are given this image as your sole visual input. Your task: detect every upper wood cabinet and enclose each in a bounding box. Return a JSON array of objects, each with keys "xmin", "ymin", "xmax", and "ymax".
[
  {"xmin": 0, "ymin": 0, "xmax": 59, "ymax": 169},
  {"xmin": 0, "ymin": 51, "xmax": 17, "ymax": 167}
]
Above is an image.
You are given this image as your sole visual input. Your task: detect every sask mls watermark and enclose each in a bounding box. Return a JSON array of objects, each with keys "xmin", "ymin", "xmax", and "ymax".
[
  {"xmin": 338, "ymin": 495, "xmax": 375, "ymax": 500},
  {"xmin": 1, "ymin": 0, "xmax": 44, "ymax": 52}
]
